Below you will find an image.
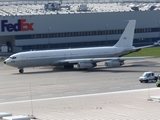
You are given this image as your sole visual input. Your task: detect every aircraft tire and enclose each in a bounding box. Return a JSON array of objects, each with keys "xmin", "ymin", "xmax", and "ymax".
[
  {"xmin": 64, "ymin": 65, "xmax": 74, "ymax": 69},
  {"xmin": 19, "ymin": 69, "xmax": 24, "ymax": 73}
]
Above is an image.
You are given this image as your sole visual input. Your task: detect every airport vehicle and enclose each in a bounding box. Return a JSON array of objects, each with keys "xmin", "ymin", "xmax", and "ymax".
[
  {"xmin": 4, "ymin": 20, "xmax": 153, "ymax": 73},
  {"xmin": 154, "ymin": 40, "xmax": 160, "ymax": 46},
  {"xmin": 139, "ymin": 71, "xmax": 158, "ymax": 83}
]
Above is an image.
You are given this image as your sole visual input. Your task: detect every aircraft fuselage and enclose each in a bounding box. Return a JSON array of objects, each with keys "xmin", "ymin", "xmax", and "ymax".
[{"xmin": 5, "ymin": 46, "xmax": 127, "ymax": 68}]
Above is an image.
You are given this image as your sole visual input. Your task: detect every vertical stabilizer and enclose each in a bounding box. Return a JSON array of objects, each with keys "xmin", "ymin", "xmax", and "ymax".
[{"xmin": 114, "ymin": 20, "xmax": 136, "ymax": 48}]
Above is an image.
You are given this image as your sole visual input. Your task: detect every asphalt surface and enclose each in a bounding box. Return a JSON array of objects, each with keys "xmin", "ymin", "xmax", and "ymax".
[
  {"xmin": 0, "ymin": 58, "xmax": 160, "ymax": 120},
  {"xmin": 0, "ymin": 58, "xmax": 160, "ymax": 103}
]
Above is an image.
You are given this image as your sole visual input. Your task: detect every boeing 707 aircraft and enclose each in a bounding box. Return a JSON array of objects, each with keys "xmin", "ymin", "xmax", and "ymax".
[{"xmin": 4, "ymin": 20, "xmax": 153, "ymax": 73}]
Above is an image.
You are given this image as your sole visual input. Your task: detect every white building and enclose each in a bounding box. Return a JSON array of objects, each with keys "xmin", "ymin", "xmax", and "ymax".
[{"xmin": 0, "ymin": 1, "xmax": 160, "ymax": 52}]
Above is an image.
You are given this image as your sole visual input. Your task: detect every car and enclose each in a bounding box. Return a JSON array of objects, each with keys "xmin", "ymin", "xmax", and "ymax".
[{"xmin": 139, "ymin": 71, "xmax": 158, "ymax": 83}]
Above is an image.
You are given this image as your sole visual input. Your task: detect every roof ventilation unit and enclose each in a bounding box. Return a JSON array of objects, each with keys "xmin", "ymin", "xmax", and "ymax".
[
  {"xmin": 131, "ymin": 6, "xmax": 139, "ymax": 11},
  {"xmin": 44, "ymin": 2, "xmax": 70, "ymax": 11},
  {"xmin": 44, "ymin": 2, "xmax": 60, "ymax": 11},
  {"xmin": 149, "ymin": 5, "xmax": 156, "ymax": 10},
  {"xmin": 78, "ymin": 4, "xmax": 89, "ymax": 11}
]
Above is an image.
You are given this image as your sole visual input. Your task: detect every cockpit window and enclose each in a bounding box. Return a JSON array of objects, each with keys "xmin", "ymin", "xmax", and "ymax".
[{"xmin": 10, "ymin": 56, "xmax": 17, "ymax": 59}]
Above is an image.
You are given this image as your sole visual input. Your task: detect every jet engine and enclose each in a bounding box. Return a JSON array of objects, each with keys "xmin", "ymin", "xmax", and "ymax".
[
  {"xmin": 77, "ymin": 62, "xmax": 96, "ymax": 69},
  {"xmin": 105, "ymin": 59, "xmax": 124, "ymax": 67}
]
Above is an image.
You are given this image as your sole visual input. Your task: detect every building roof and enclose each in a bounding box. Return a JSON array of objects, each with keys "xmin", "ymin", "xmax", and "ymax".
[{"xmin": 0, "ymin": 1, "xmax": 160, "ymax": 16}]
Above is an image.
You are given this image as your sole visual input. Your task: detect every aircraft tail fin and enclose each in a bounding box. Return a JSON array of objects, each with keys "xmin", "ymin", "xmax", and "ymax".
[{"xmin": 114, "ymin": 20, "xmax": 136, "ymax": 48}]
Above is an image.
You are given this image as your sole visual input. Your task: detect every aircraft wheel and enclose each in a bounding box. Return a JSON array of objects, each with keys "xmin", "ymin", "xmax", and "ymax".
[
  {"xmin": 64, "ymin": 65, "xmax": 74, "ymax": 69},
  {"xmin": 19, "ymin": 69, "xmax": 24, "ymax": 73}
]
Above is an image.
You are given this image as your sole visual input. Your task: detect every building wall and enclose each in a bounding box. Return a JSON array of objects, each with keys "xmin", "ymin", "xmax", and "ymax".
[
  {"xmin": 0, "ymin": 10, "xmax": 160, "ymax": 51},
  {"xmin": 0, "ymin": 10, "xmax": 160, "ymax": 35}
]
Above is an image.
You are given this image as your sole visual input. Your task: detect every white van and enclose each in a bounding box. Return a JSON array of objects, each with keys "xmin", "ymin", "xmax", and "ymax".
[{"xmin": 139, "ymin": 71, "xmax": 158, "ymax": 83}]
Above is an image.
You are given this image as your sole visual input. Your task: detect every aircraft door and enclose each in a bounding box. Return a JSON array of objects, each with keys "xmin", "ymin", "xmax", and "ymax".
[{"xmin": 21, "ymin": 54, "xmax": 26, "ymax": 62}]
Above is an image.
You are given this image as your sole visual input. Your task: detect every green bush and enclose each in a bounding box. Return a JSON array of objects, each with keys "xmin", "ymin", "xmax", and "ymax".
[{"xmin": 156, "ymin": 81, "xmax": 160, "ymax": 87}]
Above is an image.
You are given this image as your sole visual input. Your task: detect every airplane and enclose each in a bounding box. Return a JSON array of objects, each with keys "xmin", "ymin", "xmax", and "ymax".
[{"xmin": 4, "ymin": 20, "xmax": 154, "ymax": 73}]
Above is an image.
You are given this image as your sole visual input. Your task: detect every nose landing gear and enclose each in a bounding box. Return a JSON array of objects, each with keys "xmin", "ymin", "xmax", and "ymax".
[{"xmin": 19, "ymin": 69, "xmax": 24, "ymax": 73}]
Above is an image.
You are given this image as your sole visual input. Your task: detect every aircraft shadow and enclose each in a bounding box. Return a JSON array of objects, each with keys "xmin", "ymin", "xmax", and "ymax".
[
  {"xmin": 12, "ymin": 70, "xmax": 55, "ymax": 75},
  {"xmin": 12, "ymin": 69, "xmax": 141, "ymax": 75},
  {"xmin": 11, "ymin": 68, "xmax": 145, "ymax": 75},
  {"xmin": 84, "ymin": 67, "xmax": 145, "ymax": 73},
  {"xmin": 11, "ymin": 63, "xmax": 158, "ymax": 75}
]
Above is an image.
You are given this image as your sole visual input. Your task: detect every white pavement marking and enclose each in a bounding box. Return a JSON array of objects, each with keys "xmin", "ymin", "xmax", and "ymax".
[
  {"xmin": 131, "ymin": 85, "xmax": 142, "ymax": 87},
  {"xmin": 87, "ymin": 89, "xmax": 98, "ymax": 92},
  {"xmin": 109, "ymin": 87, "xmax": 120, "ymax": 89},
  {"xmin": 0, "ymin": 88, "xmax": 159, "ymax": 105},
  {"xmin": 64, "ymin": 91, "xmax": 77, "ymax": 94},
  {"xmin": 16, "ymin": 97, "xmax": 29, "ymax": 99},
  {"xmin": 41, "ymin": 94, "xmax": 53, "ymax": 97},
  {"xmin": 89, "ymin": 87, "xmax": 99, "ymax": 89}
]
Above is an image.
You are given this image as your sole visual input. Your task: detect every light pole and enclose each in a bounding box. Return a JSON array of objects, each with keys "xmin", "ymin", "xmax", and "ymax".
[
  {"xmin": 48, "ymin": 27, "xmax": 51, "ymax": 49},
  {"xmin": 105, "ymin": 24, "xmax": 108, "ymax": 45}
]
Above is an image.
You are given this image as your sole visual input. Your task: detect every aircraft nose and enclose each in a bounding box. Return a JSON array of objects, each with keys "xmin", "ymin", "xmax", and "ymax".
[{"xmin": 4, "ymin": 59, "xmax": 9, "ymax": 64}]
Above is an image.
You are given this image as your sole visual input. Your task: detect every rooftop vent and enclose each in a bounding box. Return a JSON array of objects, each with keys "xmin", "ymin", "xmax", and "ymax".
[
  {"xmin": 44, "ymin": 2, "xmax": 70, "ymax": 11},
  {"xmin": 78, "ymin": 4, "xmax": 88, "ymax": 11},
  {"xmin": 149, "ymin": 5, "xmax": 156, "ymax": 10},
  {"xmin": 131, "ymin": 6, "xmax": 139, "ymax": 11},
  {"xmin": 44, "ymin": 2, "xmax": 60, "ymax": 11}
]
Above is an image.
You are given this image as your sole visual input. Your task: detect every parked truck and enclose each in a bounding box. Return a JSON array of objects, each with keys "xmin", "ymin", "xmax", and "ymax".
[{"xmin": 139, "ymin": 71, "xmax": 158, "ymax": 83}]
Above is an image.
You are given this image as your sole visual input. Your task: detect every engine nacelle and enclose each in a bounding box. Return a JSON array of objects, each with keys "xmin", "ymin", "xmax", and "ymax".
[
  {"xmin": 105, "ymin": 60, "xmax": 124, "ymax": 67},
  {"xmin": 77, "ymin": 62, "xmax": 96, "ymax": 69}
]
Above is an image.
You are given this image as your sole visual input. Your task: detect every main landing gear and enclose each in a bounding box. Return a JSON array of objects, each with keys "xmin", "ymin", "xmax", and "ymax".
[
  {"xmin": 19, "ymin": 69, "xmax": 24, "ymax": 73},
  {"xmin": 64, "ymin": 65, "xmax": 74, "ymax": 69}
]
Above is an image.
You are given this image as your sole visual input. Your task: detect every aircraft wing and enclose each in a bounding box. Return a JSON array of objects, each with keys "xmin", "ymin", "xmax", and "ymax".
[
  {"xmin": 54, "ymin": 58, "xmax": 115, "ymax": 64},
  {"xmin": 53, "ymin": 56, "xmax": 152, "ymax": 65}
]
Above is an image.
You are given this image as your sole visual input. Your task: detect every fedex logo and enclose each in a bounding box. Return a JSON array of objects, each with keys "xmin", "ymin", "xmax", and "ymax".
[{"xmin": 1, "ymin": 19, "xmax": 34, "ymax": 32}]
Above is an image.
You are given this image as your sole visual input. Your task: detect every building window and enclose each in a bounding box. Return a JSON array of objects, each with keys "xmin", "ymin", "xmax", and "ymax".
[{"xmin": 15, "ymin": 27, "xmax": 158, "ymax": 42}]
